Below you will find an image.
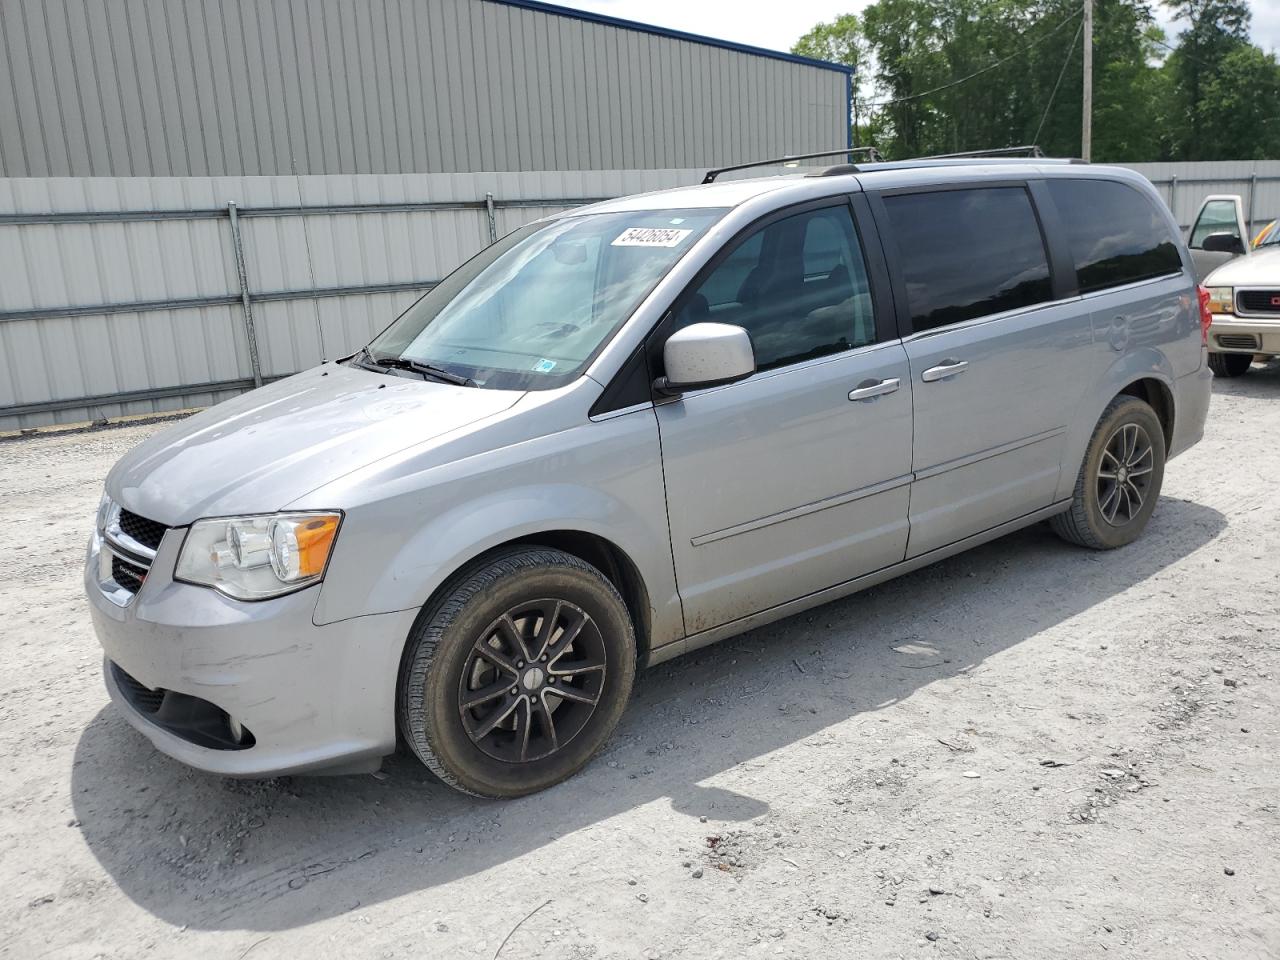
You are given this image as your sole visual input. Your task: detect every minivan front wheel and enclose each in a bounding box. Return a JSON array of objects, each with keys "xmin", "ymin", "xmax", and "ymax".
[
  {"xmin": 1051, "ymin": 395, "xmax": 1166, "ymax": 550},
  {"xmin": 398, "ymin": 547, "xmax": 636, "ymax": 797}
]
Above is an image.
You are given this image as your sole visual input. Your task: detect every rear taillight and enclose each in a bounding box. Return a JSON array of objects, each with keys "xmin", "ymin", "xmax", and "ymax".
[{"xmin": 1197, "ymin": 284, "xmax": 1212, "ymax": 346}]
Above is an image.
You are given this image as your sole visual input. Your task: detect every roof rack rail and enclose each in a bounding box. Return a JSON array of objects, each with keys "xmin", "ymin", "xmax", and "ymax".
[
  {"xmin": 915, "ymin": 145, "xmax": 1046, "ymax": 160},
  {"xmin": 701, "ymin": 147, "xmax": 883, "ymax": 184}
]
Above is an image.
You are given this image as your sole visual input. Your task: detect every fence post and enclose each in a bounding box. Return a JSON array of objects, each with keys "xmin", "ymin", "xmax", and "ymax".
[
  {"xmin": 226, "ymin": 201, "xmax": 263, "ymax": 388},
  {"xmin": 485, "ymin": 191, "xmax": 497, "ymax": 244},
  {"xmin": 1168, "ymin": 174, "xmax": 1178, "ymax": 227},
  {"xmin": 1246, "ymin": 172, "xmax": 1257, "ymax": 239}
]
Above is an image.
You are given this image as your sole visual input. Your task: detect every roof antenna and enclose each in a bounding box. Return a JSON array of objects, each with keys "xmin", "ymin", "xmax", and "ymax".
[{"xmin": 293, "ymin": 155, "xmax": 327, "ymax": 363}]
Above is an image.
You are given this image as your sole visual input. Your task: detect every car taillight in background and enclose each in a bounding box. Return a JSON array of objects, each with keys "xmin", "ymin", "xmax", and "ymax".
[{"xmin": 1197, "ymin": 285, "xmax": 1212, "ymax": 346}]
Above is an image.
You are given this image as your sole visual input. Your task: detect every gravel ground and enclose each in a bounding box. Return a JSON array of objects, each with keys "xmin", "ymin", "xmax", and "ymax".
[{"xmin": 2, "ymin": 364, "xmax": 1278, "ymax": 960}]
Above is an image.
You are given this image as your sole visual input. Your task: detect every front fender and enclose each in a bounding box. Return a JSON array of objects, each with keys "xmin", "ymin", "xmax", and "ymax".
[
  {"xmin": 1054, "ymin": 347, "xmax": 1175, "ymax": 502},
  {"xmin": 307, "ymin": 407, "xmax": 684, "ymax": 654}
]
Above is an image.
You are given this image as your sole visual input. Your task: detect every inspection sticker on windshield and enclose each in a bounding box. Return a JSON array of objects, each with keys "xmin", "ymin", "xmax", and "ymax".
[
  {"xmin": 532, "ymin": 358, "xmax": 557, "ymax": 373},
  {"xmin": 611, "ymin": 226, "xmax": 692, "ymax": 248}
]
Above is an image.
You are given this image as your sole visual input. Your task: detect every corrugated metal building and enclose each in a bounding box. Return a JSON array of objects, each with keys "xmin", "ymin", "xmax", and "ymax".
[{"xmin": 0, "ymin": 0, "xmax": 853, "ymax": 177}]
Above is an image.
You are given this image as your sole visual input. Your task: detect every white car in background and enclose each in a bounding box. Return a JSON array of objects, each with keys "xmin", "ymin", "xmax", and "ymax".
[{"xmin": 1188, "ymin": 195, "xmax": 1280, "ymax": 378}]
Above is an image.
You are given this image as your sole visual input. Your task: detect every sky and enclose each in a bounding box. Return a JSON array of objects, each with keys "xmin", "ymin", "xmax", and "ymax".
[{"xmin": 555, "ymin": 0, "xmax": 1280, "ymax": 61}]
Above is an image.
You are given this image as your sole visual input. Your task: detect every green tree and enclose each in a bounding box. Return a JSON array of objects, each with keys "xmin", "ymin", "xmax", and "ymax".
[
  {"xmin": 1086, "ymin": 2, "xmax": 1168, "ymax": 160},
  {"xmin": 1191, "ymin": 44, "xmax": 1280, "ymax": 158},
  {"xmin": 1161, "ymin": 0, "xmax": 1253, "ymax": 158},
  {"xmin": 794, "ymin": 0, "xmax": 1268, "ymax": 163}
]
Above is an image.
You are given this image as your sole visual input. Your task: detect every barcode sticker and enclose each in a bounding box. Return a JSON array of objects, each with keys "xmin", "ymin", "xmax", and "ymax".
[{"xmin": 611, "ymin": 227, "xmax": 693, "ymax": 248}]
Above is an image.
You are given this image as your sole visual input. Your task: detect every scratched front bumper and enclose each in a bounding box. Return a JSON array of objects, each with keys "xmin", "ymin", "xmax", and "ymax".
[{"xmin": 85, "ymin": 531, "xmax": 417, "ymax": 777}]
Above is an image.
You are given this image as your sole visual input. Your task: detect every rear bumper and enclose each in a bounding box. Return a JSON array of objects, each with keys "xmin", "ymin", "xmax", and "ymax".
[
  {"xmin": 85, "ymin": 532, "xmax": 417, "ymax": 777},
  {"xmin": 1208, "ymin": 314, "xmax": 1280, "ymax": 354},
  {"xmin": 1169, "ymin": 364, "xmax": 1212, "ymax": 461}
]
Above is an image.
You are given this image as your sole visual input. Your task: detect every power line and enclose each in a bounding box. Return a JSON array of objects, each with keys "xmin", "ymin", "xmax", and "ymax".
[
  {"xmin": 1149, "ymin": 33, "xmax": 1219, "ymax": 70},
  {"xmin": 1033, "ymin": 18, "xmax": 1085, "ymax": 145},
  {"xmin": 857, "ymin": 7, "xmax": 1084, "ymax": 110}
]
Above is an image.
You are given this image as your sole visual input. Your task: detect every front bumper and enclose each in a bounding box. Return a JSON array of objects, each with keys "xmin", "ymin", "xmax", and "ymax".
[
  {"xmin": 85, "ymin": 529, "xmax": 417, "ymax": 777},
  {"xmin": 1208, "ymin": 314, "xmax": 1280, "ymax": 355}
]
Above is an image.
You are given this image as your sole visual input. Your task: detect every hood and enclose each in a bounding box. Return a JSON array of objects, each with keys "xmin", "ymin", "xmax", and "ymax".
[
  {"xmin": 1204, "ymin": 245, "xmax": 1280, "ymax": 286},
  {"xmin": 107, "ymin": 364, "xmax": 523, "ymax": 525}
]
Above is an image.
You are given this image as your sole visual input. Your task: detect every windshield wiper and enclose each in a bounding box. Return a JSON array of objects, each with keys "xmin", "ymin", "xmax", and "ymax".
[
  {"xmin": 366, "ymin": 350, "xmax": 475, "ymax": 387},
  {"xmin": 348, "ymin": 345, "xmax": 382, "ymax": 371}
]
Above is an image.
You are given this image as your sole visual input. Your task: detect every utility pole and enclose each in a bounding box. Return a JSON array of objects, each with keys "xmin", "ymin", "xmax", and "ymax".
[{"xmin": 1082, "ymin": 0, "xmax": 1093, "ymax": 161}]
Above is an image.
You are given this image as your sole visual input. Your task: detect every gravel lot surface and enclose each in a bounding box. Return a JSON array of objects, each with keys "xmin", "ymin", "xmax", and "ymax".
[{"xmin": 2, "ymin": 364, "xmax": 1278, "ymax": 960}]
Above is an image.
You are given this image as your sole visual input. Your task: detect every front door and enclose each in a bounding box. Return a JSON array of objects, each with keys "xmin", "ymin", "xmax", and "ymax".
[
  {"xmin": 653, "ymin": 200, "xmax": 913, "ymax": 633},
  {"xmin": 1188, "ymin": 194, "xmax": 1248, "ymax": 281}
]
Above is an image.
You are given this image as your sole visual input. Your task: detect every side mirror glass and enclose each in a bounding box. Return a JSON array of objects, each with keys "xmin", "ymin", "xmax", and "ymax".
[
  {"xmin": 657, "ymin": 322, "xmax": 755, "ymax": 395},
  {"xmin": 1202, "ymin": 231, "xmax": 1245, "ymax": 256}
]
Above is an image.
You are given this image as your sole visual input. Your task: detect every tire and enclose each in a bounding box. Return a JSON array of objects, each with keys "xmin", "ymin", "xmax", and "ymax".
[
  {"xmin": 1208, "ymin": 352, "xmax": 1252, "ymax": 377},
  {"xmin": 1050, "ymin": 395, "xmax": 1166, "ymax": 550},
  {"xmin": 397, "ymin": 547, "xmax": 636, "ymax": 798}
]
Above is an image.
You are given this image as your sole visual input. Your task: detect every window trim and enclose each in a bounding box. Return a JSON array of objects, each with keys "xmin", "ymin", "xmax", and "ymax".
[
  {"xmin": 1027, "ymin": 179, "xmax": 1079, "ymax": 301},
  {"xmin": 639, "ymin": 193, "xmax": 897, "ymax": 397},
  {"xmin": 868, "ymin": 180, "xmax": 1061, "ymax": 338},
  {"xmin": 1076, "ymin": 270, "xmax": 1187, "ymax": 302}
]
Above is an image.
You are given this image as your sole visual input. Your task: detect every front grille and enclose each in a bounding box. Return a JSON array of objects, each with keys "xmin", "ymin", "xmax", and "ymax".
[
  {"xmin": 111, "ymin": 663, "xmax": 164, "ymax": 714},
  {"xmin": 118, "ymin": 509, "xmax": 167, "ymax": 551},
  {"xmin": 1217, "ymin": 333, "xmax": 1260, "ymax": 350},
  {"xmin": 1237, "ymin": 290, "xmax": 1280, "ymax": 315},
  {"xmin": 111, "ymin": 554, "xmax": 148, "ymax": 595}
]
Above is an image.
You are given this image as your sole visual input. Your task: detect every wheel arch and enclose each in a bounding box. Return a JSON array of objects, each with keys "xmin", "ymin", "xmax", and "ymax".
[
  {"xmin": 507, "ymin": 530, "xmax": 653, "ymax": 665},
  {"xmin": 1118, "ymin": 376, "xmax": 1175, "ymax": 451},
  {"xmin": 401, "ymin": 529, "xmax": 656, "ymax": 671},
  {"xmin": 1056, "ymin": 351, "xmax": 1176, "ymax": 502}
]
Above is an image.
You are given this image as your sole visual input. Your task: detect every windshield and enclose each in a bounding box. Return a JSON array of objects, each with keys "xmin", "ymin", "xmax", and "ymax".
[
  {"xmin": 1257, "ymin": 220, "xmax": 1279, "ymax": 248},
  {"xmin": 367, "ymin": 208, "xmax": 726, "ymax": 389}
]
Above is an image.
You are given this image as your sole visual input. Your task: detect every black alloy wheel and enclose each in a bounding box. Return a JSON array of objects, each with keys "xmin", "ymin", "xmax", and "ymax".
[
  {"xmin": 398, "ymin": 547, "xmax": 636, "ymax": 798},
  {"xmin": 1095, "ymin": 422, "xmax": 1155, "ymax": 527},
  {"xmin": 458, "ymin": 599, "xmax": 608, "ymax": 763},
  {"xmin": 1051, "ymin": 395, "xmax": 1166, "ymax": 550}
]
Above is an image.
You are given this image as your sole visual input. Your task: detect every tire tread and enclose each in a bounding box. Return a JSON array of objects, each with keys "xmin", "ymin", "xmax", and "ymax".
[
  {"xmin": 396, "ymin": 546, "xmax": 628, "ymax": 797},
  {"xmin": 1050, "ymin": 395, "xmax": 1161, "ymax": 550}
]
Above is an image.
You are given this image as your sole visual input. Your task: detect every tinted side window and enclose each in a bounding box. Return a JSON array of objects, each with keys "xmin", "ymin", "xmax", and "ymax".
[
  {"xmin": 675, "ymin": 205, "xmax": 876, "ymax": 372},
  {"xmin": 1047, "ymin": 179, "xmax": 1183, "ymax": 293},
  {"xmin": 883, "ymin": 187, "xmax": 1052, "ymax": 332}
]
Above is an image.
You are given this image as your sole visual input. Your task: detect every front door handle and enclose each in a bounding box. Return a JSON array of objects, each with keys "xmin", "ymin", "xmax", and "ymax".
[
  {"xmin": 848, "ymin": 377, "xmax": 901, "ymax": 402},
  {"xmin": 921, "ymin": 359, "xmax": 968, "ymax": 382}
]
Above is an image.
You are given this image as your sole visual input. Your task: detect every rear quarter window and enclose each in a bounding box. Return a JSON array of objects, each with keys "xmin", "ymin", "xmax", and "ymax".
[{"xmin": 1046, "ymin": 179, "xmax": 1183, "ymax": 293}]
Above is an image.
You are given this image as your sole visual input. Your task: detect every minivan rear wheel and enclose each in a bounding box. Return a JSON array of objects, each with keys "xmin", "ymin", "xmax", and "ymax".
[
  {"xmin": 1208, "ymin": 352, "xmax": 1252, "ymax": 378},
  {"xmin": 1050, "ymin": 395, "xmax": 1166, "ymax": 550},
  {"xmin": 397, "ymin": 547, "xmax": 636, "ymax": 797}
]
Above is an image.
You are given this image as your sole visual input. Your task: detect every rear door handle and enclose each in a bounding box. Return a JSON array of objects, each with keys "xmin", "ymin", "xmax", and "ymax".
[
  {"xmin": 921, "ymin": 359, "xmax": 968, "ymax": 382},
  {"xmin": 848, "ymin": 377, "xmax": 901, "ymax": 402}
]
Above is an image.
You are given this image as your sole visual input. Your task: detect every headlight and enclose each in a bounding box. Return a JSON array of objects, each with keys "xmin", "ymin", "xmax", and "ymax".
[
  {"xmin": 175, "ymin": 512, "xmax": 342, "ymax": 600},
  {"xmin": 1206, "ymin": 286, "xmax": 1234, "ymax": 314}
]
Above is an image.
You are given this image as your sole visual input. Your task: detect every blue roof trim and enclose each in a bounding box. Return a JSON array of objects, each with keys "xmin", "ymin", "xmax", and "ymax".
[{"xmin": 486, "ymin": 0, "xmax": 855, "ymax": 75}]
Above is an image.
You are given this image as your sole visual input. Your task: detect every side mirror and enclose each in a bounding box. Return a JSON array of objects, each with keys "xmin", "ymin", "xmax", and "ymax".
[
  {"xmin": 1202, "ymin": 231, "xmax": 1245, "ymax": 256},
  {"xmin": 656, "ymin": 322, "xmax": 755, "ymax": 395}
]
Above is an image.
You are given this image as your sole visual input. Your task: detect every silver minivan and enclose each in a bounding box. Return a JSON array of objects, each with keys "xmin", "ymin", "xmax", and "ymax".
[{"xmin": 86, "ymin": 158, "xmax": 1213, "ymax": 797}]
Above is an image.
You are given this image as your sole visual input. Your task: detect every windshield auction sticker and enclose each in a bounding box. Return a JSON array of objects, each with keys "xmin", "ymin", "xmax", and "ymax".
[{"xmin": 611, "ymin": 227, "xmax": 693, "ymax": 247}]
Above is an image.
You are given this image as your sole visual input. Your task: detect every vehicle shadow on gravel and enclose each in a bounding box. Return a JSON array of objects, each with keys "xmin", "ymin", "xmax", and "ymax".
[{"xmin": 71, "ymin": 498, "xmax": 1226, "ymax": 932}]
